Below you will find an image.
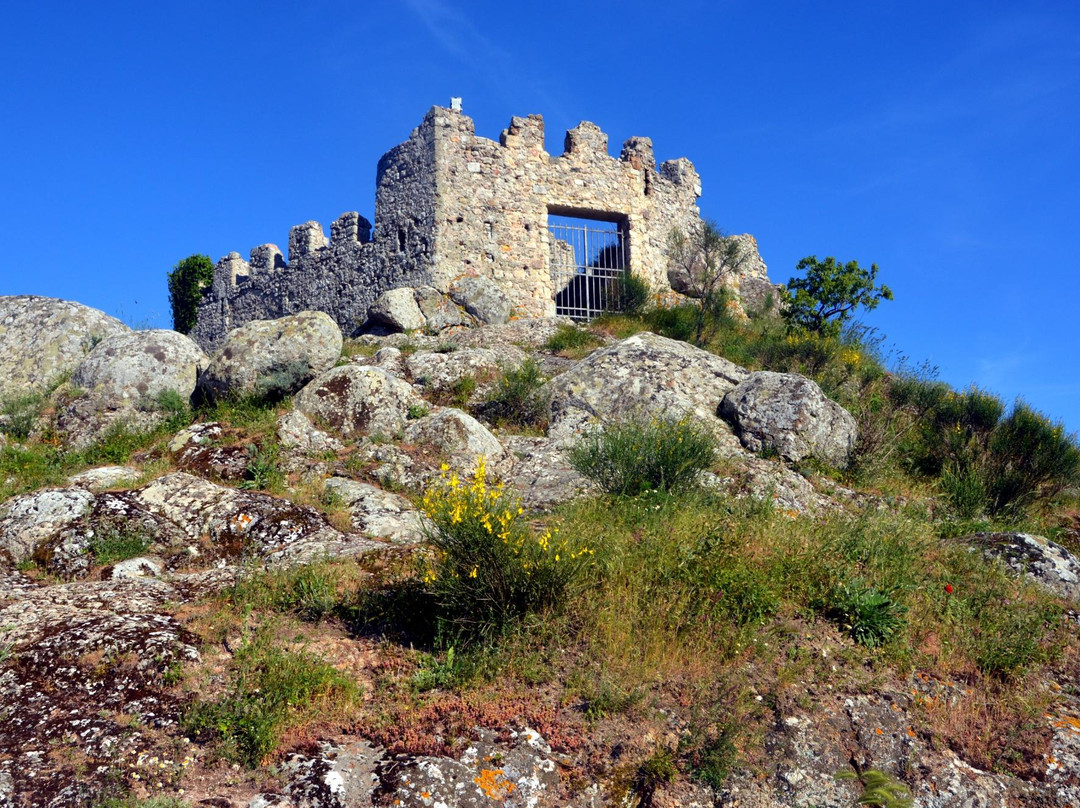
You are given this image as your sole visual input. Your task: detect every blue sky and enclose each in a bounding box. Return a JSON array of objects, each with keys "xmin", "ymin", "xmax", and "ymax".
[{"xmin": 1, "ymin": 1, "xmax": 1077, "ymax": 431}]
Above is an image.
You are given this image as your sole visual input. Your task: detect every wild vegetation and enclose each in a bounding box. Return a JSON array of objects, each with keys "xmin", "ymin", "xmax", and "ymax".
[
  {"xmin": 2, "ymin": 254, "xmax": 1079, "ymax": 806},
  {"xmin": 167, "ymin": 254, "xmax": 214, "ymax": 334}
]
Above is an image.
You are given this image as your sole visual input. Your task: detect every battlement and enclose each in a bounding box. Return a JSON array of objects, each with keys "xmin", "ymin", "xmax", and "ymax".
[{"xmin": 192, "ymin": 102, "xmax": 708, "ymax": 349}]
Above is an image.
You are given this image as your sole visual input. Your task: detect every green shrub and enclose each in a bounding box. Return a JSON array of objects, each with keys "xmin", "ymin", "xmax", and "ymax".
[
  {"xmin": 407, "ymin": 403, "xmax": 430, "ymax": 420},
  {"xmin": 410, "ymin": 645, "xmax": 474, "ymax": 692},
  {"xmin": 687, "ymin": 729, "xmax": 738, "ymax": 790},
  {"xmin": 445, "ymin": 374, "xmax": 477, "ymax": 409},
  {"xmin": 824, "ymin": 581, "xmax": 907, "ymax": 647},
  {"xmin": 240, "ymin": 442, "xmax": 283, "ymax": 491},
  {"xmin": 478, "ymin": 358, "xmax": 548, "ymax": 430},
  {"xmin": 167, "ymin": 254, "xmax": 214, "ymax": 334},
  {"xmin": 616, "ymin": 273, "xmax": 650, "ymax": 317},
  {"xmin": 88, "ymin": 527, "xmax": 152, "ymax": 565},
  {"xmin": 902, "ymin": 388, "xmax": 1079, "ymax": 517},
  {"xmin": 641, "ymin": 303, "xmax": 700, "ymax": 344},
  {"xmin": 181, "ymin": 631, "xmax": 356, "ymax": 767},
  {"xmin": 939, "ymin": 462, "xmax": 988, "ymax": 519},
  {"xmin": 983, "ymin": 402, "xmax": 1080, "ymax": 515},
  {"xmin": 0, "ymin": 392, "xmax": 44, "ymax": 441},
  {"xmin": 568, "ymin": 415, "xmax": 717, "ymax": 496},
  {"xmin": 632, "ymin": 747, "xmax": 677, "ymax": 803},
  {"xmin": 544, "ymin": 323, "xmax": 603, "ymax": 354},
  {"xmin": 280, "ymin": 564, "xmax": 339, "ymax": 623},
  {"xmin": 420, "ymin": 458, "xmax": 591, "ymax": 641}
]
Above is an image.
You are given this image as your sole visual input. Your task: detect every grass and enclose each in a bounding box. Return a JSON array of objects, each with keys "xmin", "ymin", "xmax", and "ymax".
[
  {"xmin": 0, "ymin": 391, "xmax": 45, "ymax": 440},
  {"xmin": 88, "ymin": 527, "xmax": 152, "ymax": 565},
  {"xmin": 544, "ymin": 323, "xmax": 604, "ymax": 357},
  {"xmin": 180, "ymin": 625, "xmax": 358, "ymax": 767}
]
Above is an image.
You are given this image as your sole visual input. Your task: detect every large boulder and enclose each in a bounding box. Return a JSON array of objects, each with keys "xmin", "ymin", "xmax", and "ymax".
[
  {"xmin": 0, "ymin": 488, "xmax": 95, "ymax": 565},
  {"xmin": 403, "ymin": 407, "xmax": 509, "ymax": 475},
  {"xmin": 719, "ymin": 371, "xmax": 858, "ymax": 467},
  {"xmin": 405, "ymin": 347, "xmax": 517, "ymax": 401},
  {"xmin": 199, "ymin": 311, "xmax": 343, "ymax": 401},
  {"xmin": 415, "ymin": 285, "xmax": 470, "ymax": 330},
  {"xmin": 367, "ymin": 288, "xmax": 426, "ymax": 332},
  {"xmin": 0, "ymin": 296, "xmax": 128, "ymax": 399},
  {"xmin": 323, "ymin": 477, "xmax": 423, "ymax": 544},
  {"xmin": 449, "ymin": 275, "xmax": 512, "ymax": 325},
  {"xmin": 72, "ymin": 329, "xmax": 208, "ymax": 403},
  {"xmin": 541, "ymin": 331, "xmax": 748, "ymax": 448},
  {"xmin": 294, "ymin": 365, "xmax": 425, "ymax": 440},
  {"xmin": 503, "ymin": 435, "xmax": 596, "ymax": 511}
]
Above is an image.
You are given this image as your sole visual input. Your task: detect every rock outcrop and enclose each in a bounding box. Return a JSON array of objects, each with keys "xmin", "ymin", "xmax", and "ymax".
[
  {"xmin": 542, "ymin": 331, "xmax": 747, "ymax": 449},
  {"xmin": 295, "ymin": 365, "xmax": 426, "ymax": 439},
  {"xmin": 199, "ymin": 311, "xmax": 343, "ymax": 402},
  {"xmin": 719, "ymin": 370, "xmax": 858, "ymax": 467},
  {"xmin": 970, "ymin": 531, "xmax": 1080, "ymax": 600},
  {"xmin": 73, "ymin": 329, "xmax": 208, "ymax": 404},
  {"xmin": 367, "ymin": 288, "xmax": 426, "ymax": 332},
  {"xmin": 0, "ymin": 295, "xmax": 129, "ymax": 399}
]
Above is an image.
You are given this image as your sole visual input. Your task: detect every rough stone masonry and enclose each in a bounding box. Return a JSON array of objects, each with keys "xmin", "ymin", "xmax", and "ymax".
[{"xmin": 191, "ymin": 102, "xmax": 765, "ymax": 350}]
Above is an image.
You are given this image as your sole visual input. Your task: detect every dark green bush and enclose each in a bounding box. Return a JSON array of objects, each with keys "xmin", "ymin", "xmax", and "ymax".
[
  {"xmin": 824, "ymin": 580, "xmax": 907, "ymax": 647},
  {"xmin": 167, "ymin": 254, "xmax": 214, "ymax": 334},
  {"xmin": 983, "ymin": 402, "xmax": 1080, "ymax": 515},
  {"xmin": 569, "ymin": 415, "xmax": 717, "ymax": 496},
  {"xmin": 477, "ymin": 358, "xmax": 548, "ymax": 429},
  {"xmin": 900, "ymin": 387, "xmax": 1078, "ymax": 517}
]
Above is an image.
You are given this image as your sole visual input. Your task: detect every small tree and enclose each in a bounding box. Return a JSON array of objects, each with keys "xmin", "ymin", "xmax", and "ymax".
[
  {"xmin": 783, "ymin": 256, "xmax": 892, "ymax": 337},
  {"xmin": 168, "ymin": 254, "xmax": 214, "ymax": 334},
  {"xmin": 668, "ymin": 220, "xmax": 748, "ymax": 343}
]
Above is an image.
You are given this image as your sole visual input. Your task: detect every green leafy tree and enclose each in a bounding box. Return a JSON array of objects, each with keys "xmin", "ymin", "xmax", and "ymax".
[
  {"xmin": 168, "ymin": 254, "xmax": 215, "ymax": 334},
  {"xmin": 668, "ymin": 219, "xmax": 748, "ymax": 343},
  {"xmin": 784, "ymin": 255, "xmax": 893, "ymax": 337}
]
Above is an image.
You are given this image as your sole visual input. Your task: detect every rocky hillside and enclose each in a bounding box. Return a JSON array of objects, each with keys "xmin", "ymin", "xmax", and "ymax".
[{"xmin": 1, "ymin": 295, "xmax": 1078, "ymax": 808}]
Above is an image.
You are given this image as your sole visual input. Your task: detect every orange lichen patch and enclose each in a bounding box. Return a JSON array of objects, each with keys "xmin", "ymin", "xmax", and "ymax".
[
  {"xmin": 1052, "ymin": 715, "xmax": 1080, "ymax": 732},
  {"xmin": 474, "ymin": 768, "xmax": 516, "ymax": 800},
  {"xmin": 875, "ymin": 728, "xmax": 883, "ymax": 735}
]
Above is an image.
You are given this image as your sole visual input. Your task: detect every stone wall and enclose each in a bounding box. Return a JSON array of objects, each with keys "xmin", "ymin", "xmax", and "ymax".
[
  {"xmin": 191, "ymin": 104, "xmax": 712, "ymax": 349},
  {"xmin": 423, "ymin": 108, "xmax": 702, "ymax": 318}
]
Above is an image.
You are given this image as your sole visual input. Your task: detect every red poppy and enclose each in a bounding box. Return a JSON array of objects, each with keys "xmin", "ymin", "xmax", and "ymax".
[{"xmin": 944, "ymin": 584, "xmax": 954, "ymax": 594}]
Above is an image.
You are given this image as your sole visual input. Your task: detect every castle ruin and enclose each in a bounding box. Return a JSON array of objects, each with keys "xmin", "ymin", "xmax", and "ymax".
[{"xmin": 191, "ymin": 103, "xmax": 740, "ymax": 349}]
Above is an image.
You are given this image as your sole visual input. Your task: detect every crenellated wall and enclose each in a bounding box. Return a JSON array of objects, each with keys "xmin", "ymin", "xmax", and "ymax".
[
  {"xmin": 422, "ymin": 107, "xmax": 702, "ymax": 317},
  {"xmin": 191, "ymin": 104, "xmax": 709, "ymax": 349}
]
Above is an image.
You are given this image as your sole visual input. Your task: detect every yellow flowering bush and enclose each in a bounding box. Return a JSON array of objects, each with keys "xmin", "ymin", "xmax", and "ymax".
[{"xmin": 420, "ymin": 457, "xmax": 591, "ymax": 639}]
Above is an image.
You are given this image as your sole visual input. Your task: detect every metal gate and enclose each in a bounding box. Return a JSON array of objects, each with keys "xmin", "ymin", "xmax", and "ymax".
[{"xmin": 549, "ymin": 222, "xmax": 628, "ymax": 321}]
